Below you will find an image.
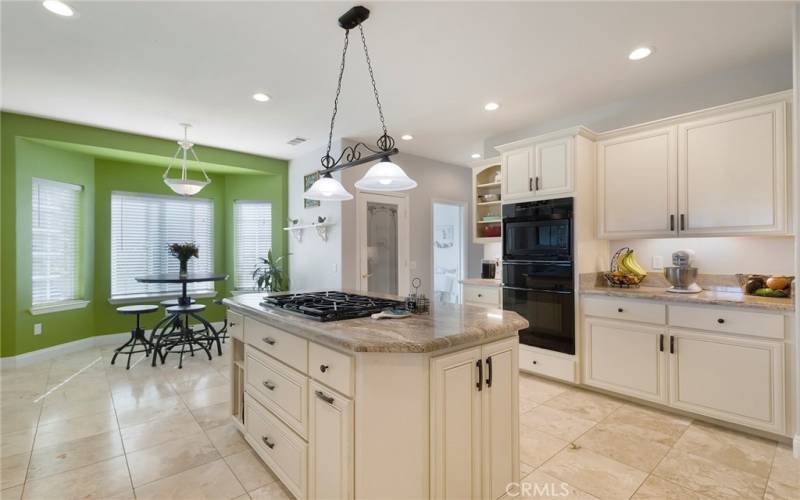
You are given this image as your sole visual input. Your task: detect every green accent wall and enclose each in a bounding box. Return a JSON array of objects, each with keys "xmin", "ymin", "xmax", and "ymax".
[{"xmin": 1, "ymin": 112, "xmax": 288, "ymax": 357}]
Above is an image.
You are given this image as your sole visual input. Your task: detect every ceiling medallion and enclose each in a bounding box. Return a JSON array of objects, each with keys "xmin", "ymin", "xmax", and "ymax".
[{"xmin": 304, "ymin": 6, "xmax": 417, "ymax": 202}]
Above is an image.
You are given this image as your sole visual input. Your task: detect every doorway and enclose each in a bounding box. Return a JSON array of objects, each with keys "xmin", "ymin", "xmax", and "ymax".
[
  {"xmin": 432, "ymin": 201, "xmax": 466, "ymax": 304},
  {"xmin": 357, "ymin": 192, "xmax": 410, "ymax": 297}
]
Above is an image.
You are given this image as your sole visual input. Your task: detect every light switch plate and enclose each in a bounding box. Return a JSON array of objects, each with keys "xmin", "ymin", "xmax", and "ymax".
[
  {"xmin": 34, "ymin": 323, "xmax": 42, "ymax": 335},
  {"xmin": 652, "ymin": 255, "xmax": 663, "ymax": 270}
]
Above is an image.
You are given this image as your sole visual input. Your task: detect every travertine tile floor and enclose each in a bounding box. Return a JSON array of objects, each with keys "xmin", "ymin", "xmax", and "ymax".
[{"xmin": 0, "ymin": 344, "xmax": 797, "ymax": 499}]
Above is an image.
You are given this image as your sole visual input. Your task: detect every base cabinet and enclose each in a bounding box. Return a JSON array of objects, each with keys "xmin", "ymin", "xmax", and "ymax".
[
  {"xmin": 308, "ymin": 382, "xmax": 353, "ymax": 500},
  {"xmin": 669, "ymin": 329, "xmax": 784, "ymax": 434},
  {"xmin": 431, "ymin": 338, "xmax": 519, "ymax": 500},
  {"xmin": 583, "ymin": 318, "xmax": 668, "ymax": 404}
]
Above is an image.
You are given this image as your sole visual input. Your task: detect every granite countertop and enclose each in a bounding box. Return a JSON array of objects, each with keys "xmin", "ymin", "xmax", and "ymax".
[
  {"xmin": 461, "ymin": 278, "xmax": 502, "ymax": 287},
  {"xmin": 223, "ymin": 292, "xmax": 528, "ymax": 353},
  {"xmin": 580, "ymin": 274, "xmax": 794, "ymax": 312}
]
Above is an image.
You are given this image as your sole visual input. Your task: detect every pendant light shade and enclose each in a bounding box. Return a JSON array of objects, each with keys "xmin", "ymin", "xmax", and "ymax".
[
  {"xmin": 163, "ymin": 124, "xmax": 210, "ymax": 196},
  {"xmin": 355, "ymin": 158, "xmax": 417, "ymax": 192},
  {"xmin": 304, "ymin": 174, "xmax": 354, "ymax": 201}
]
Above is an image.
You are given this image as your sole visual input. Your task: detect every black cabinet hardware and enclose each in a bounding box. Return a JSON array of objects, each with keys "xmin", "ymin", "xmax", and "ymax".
[
  {"xmin": 617, "ymin": 307, "xmax": 623, "ymax": 313},
  {"xmin": 229, "ymin": 322, "xmax": 237, "ymax": 327},
  {"xmin": 262, "ymin": 381, "xmax": 276, "ymax": 391},
  {"xmin": 476, "ymin": 359, "xmax": 483, "ymax": 391},
  {"xmin": 485, "ymin": 356, "xmax": 493, "ymax": 387},
  {"xmin": 669, "ymin": 336, "xmax": 675, "ymax": 354},
  {"xmin": 532, "ymin": 360, "xmax": 538, "ymax": 365},
  {"xmin": 717, "ymin": 318, "xmax": 725, "ymax": 324},
  {"xmin": 477, "ymin": 293, "xmax": 483, "ymax": 298},
  {"xmin": 262, "ymin": 436, "xmax": 275, "ymax": 449},
  {"xmin": 680, "ymin": 214, "xmax": 685, "ymax": 231},
  {"xmin": 320, "ymin": 364, "xmax": 329, "ymax": 373},
  {"xmin": 529, "ymin": 178, "xmax": 533, "ymax": 191},
  {"xmin": 315, "ymin": 390, "xmax": 335, "ymax": 405},
  {"xmin": 659, "ymin": 334, "xmax": 664, "ymax": 352},
  {"xmin": 535, "ymin": 176, "xmax": 540, "ymax": 190},
  {"xmin": 670, "ymin": 214, "xmax": 675, "ymax": 231},
  {"xmin": 262, "ymin": 337, "xmax": 276, "ymax": 346}
]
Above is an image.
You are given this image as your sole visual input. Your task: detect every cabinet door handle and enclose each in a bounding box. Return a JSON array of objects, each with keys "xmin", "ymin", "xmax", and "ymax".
[
  {"xmin": 659, "ymin": 334, "xmax": 664, "ymax": 352},
  {"xmin": 535, "ymin": 176, "xmax": 540, "ymax": 190},
  {"xmin": 617, "ymin": 307, "xmax": 623, "ymax": 313},
  {"xmin": 262, "ymin": 436, "xmax": 275, "ymax": 449},
  {"xmin": 315, "ymin": 390, "xmax": 335, "ymax": 405},
  {"xmin": 262, "ymin": 381, "xmax": 276, "ymax": 391},
  {"xmin": 262, "ymin": 337, "xmax": 276, "ymax": 346},
  {"xmin": 477, "ymin": 293, "xmax": 483, "ymax": 298},
  {"xmin": 485, "ymin": 356, "xmax": 493, "ymax": 387},
  {"xmin": 529, "ymin": 178, "xmax": 533, "ymax": 191},
  {"xmin": 717, "ymin": 318, "xmax": 725, "ymax": 324},
  {"xmin": 476, "ymin": 359, "xmax": 483, "ymax": 391},
  {"xmin": 320, "ymin": 364, "xmax": 329, "ymax": 373},
  {"xmin": 680, "ymin": 214, "xmax": 685, "ymax": 231},
  {"xmin": 669, "ymin": 336, "xmax": 675, "ymax": 354},
  {"xmin": 228, "ymin": 321, "xmax": 237, "ymax": 327},
  {"xmin": 670, "ymin": 214, "xmax": 675, "ymax": 231}
]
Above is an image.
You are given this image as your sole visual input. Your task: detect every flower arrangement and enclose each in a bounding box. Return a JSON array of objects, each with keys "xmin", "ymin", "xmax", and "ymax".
[{"xmin": 168, "ymin": 242, "xmax": 199, "ymax": 275}]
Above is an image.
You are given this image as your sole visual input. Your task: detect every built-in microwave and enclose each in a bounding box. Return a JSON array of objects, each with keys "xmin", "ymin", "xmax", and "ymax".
[{"xmin": 502, "ymin": 198, "xmax": 573, "ymax": 262}]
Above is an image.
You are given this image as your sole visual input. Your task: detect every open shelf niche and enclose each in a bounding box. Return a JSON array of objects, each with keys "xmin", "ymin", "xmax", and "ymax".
[{"xmin": 472, "ymin": 158, "xmax": 502, "ymax": 243}]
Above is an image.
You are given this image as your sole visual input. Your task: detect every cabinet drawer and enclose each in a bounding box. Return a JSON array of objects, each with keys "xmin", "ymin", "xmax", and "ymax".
[
  {"xmin": 519, "ymin": 346, "xmax": 576, "ymax": 383},
  {"xmin": 244, "ymin": 316, "xmax": 308, "ymax": 373},
  {"xmin": 245, "ymin": 345, "xmax": 308, "ymax": 438},
  {"xmin": 309, "ymin": 342, "xmax": 354, "ymax": 397},
  {"xmin": 668, "ymin": 305, "xmax": 784, "ymax": 340},
  {"xmin": 227, "ymin": 310, "xmax": 244, "ymax": 341},
  {"xmin": 582, "ymin": 296, "xmax": 666, "ymax": 325},
  {"xmin": 245, "ymin": 394, "xmax": 307, "ymax": 499},
  {"xmin": 463, "ymin": 285, "xmax": 500, "ymax": 306}
]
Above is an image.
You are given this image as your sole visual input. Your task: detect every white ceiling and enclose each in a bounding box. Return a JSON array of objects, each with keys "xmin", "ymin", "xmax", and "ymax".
[{"xmin": 1, "ymin": 1, "xmax": 792, "ymax": 165}]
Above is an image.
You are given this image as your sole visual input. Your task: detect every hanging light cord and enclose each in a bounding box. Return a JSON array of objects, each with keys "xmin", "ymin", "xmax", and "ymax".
[{"xmin": 322, "ymin": 22, "xmax": 391, "ymax": 169}]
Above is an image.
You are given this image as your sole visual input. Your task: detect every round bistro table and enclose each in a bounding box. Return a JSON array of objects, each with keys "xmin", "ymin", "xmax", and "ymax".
[{"xmin": 135, "ymin": 272, "xmax": 229, "ymax": 306}]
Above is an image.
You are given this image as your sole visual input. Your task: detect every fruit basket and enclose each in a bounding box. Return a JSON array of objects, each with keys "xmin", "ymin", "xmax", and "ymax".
[
  {"xmin": 737, "ymin": 274, "xmax": 794, "ymax": 298},
  {"xmin": 603, "ymin": 247, "xmax": 647, "ymax": 288}
]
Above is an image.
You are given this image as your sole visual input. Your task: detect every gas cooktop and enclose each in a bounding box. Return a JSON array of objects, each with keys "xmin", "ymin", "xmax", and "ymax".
[{"xmin": 260, "ymin": 291, "xmax": 405, "ymax": 322}]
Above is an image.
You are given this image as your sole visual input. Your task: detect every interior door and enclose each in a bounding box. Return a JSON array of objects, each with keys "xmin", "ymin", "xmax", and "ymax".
[
  {"xmin": 534, "ymin": 137, "xmax": 572, "ymax": 197},
  {"xmin": 433, "ymin": 201, "xmax": 466, "ymax": 304},
  {"xmin": 481, "ymin": 338, "xmax": 519, "ymax": 500},
  {"xmin": 597, "ymin": 126, "xmax": 678, "ymax": 239},
  {"xmin": 357, "ymin": 192, "xmax": 410, "ymax": 297},
  {"xmin": 677, "ymin": 102, "xmax": 787, "ymax": 236}
]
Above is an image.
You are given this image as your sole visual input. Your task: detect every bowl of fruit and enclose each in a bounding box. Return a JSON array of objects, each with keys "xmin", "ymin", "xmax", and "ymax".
[
  {"xmin": 604, "ymin": 248, "xmax": 647, "ymax": 288},
  {"xmin": 739, "ymin": 274, "xmax": 794, "ymax": 298}
]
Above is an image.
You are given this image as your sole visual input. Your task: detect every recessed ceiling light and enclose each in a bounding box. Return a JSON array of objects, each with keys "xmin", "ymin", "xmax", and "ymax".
[
  {"xmin": 401, "ymin": 134, "xmax": 413, "ymax": 141},
  {"xmin": 628, "ymin": 47, "xmax": 653, "ymax": 61},
  {"xmin": 252, "ymin": 92, "xmax": 271, "ymax": 102},
  {"xmin": 484, "ymin": 102, "xmax": 500, "ymax": 111},
  {"xmin": 42, "ymin": 0, "xmax": 74, "ymax": 16},
  {"xmin": 471, "ymin": 153, "xmax": 481, "ymax": 159}
]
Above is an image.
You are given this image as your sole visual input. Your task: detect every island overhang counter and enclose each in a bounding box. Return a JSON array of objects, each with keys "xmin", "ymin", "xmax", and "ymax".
[{"xmin": 224, "ymin": 292, "xmax": 528, "ymax": 500}]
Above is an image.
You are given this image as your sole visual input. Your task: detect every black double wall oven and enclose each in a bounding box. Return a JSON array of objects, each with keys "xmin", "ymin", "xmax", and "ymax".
[{"xmin": 502, "ymin": 198, "xmax": 575, "ymax": 355}]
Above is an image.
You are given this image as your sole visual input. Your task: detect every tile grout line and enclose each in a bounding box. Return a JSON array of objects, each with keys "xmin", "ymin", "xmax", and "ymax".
[
  {"xmin": 17, "ymin": 358, "xmax": 53, "ymax": 498},
  {"xmin": 627, "ymin": 416, "xmax": 694, "ymax": 499}
]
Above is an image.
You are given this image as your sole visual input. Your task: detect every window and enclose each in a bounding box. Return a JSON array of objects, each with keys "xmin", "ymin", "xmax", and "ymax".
[
  {"xmin": 32, "ymin": 178, "xmax": 82, "ymax": 306},
  {"xmin": 111, "ymin": 192, "xmax": 213, "ymax": 298},
  {"xmin": 234, "ymin": 200, "xmax": 272, "ymax": 289}
]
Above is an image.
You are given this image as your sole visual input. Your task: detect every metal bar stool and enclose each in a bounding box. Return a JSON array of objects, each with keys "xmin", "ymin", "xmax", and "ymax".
[
  {"xmin": 213, "ymin": 299, "xmax": 229, "ymax": 344},
  {"xmin": 112, "ymin": 305, "xmax": 158, "ymax": 369},
  {"xmin": 152, "ymin": 303, "xmax": 218, "ymax": 369},
  {"xmin": 148, "ymin": 297, "xmax": 197, "ymax": 345}
]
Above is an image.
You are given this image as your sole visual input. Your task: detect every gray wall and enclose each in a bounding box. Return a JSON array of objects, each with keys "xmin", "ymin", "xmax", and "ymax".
[
  {"xmin": 340, "ymin": 149, "xmax": 482, "ymax": 298},
  {"xmin": 485, "ymin": 52, "xmax": 792, "ymax": 155}
]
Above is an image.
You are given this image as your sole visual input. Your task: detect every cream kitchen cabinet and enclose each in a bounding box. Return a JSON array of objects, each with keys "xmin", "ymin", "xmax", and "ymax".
[
  {"xmin": 534, "ymin": 136, "xmax": 573, "ymax": 197},
  {"xmin": 308, "ymin": 381, "xmax": 353, "ymax": 500},
  {"xmin": 502, "ymin": 147, "xmax": 533, "ymax": 201},
  {"xmin": 430, "ymin": 337, "xmax": 519, "ymax": 500},
  {"xmin": 581, "ymin": 296, "xmax": 789, "ymax": 435},
  {"xmin": 596, "ymin": 93, "xmax": 790, "ymax": 239}
]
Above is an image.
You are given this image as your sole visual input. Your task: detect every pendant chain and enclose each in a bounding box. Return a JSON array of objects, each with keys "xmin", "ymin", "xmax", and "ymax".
[
  {"xmin": 325, "ymin": 29, "xmax": 350, "ymax": 163},
  {"xmin": 358, "ymin": 25, "xmax": 387, "ymax": 138}
]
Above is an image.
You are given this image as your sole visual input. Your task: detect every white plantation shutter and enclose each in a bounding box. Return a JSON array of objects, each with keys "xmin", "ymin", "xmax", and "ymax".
[
  {"xmin": 111, "ymin": 192, "xmax": 214, "ymax": 298},
  {"xmin": 31, "ymin": 178, "xmax": 82, "ymax": 306},
  {"xmin": 234, "ymin": 201, "xmax": 272, "ymax": 289}
]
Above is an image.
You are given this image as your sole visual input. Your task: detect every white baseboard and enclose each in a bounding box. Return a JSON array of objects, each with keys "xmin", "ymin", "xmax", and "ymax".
[
  {"xmin": 0, "ymin": 321, "xmax": 225, "ymax": 368},
  {"xmin": 794, "ymin": 434, "xmax": 800, "ymax": 458}
]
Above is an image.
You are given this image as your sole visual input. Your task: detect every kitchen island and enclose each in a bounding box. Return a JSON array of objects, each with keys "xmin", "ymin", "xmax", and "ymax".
[{"xmin": 224, "ymin": 292, "xmax": 528, "ymax": 500}]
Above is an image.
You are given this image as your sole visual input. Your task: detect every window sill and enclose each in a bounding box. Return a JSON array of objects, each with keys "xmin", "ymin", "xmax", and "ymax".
[
  {"xmin": 108, "ymin": 290, "xmax": 217, "ymax": 305},
  {"xmin": 30, "ymin": 300, "xmax": 91, "ymax": 316}
]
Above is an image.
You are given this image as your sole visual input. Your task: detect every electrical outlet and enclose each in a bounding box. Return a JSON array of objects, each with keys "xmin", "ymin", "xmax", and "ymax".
[
  {"xmin": 34, "ymin": 323, "xmax": 42, "ymax": 336},
  {"xmin": 652, "ymin": 255, "xmax": 664, "ymax": 270}
]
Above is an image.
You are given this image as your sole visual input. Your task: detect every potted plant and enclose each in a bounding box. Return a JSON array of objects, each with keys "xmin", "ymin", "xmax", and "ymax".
[
  {"xmin": 252, "ymin": 249, "xmax": 289, "ymax": 292},
  {"xmin": 168, "ymin": 242, "xmax": 199, "ymax": 276}
]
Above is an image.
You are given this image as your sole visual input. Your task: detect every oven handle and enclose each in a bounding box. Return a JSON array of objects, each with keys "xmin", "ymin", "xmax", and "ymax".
[{"xmin": 502, "ymin": 286, "xmax": 573, "ymax": 295}]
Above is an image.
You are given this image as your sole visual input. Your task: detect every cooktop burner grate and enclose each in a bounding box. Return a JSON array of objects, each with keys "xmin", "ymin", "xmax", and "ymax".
[{"xmin": 260, "ymin": 291, "xmax": 405, "ymax": 322}]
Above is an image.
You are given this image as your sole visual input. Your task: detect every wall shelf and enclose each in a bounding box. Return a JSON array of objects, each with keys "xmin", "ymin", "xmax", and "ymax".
[
  {"xmin": 283, "ymin": 222, "xmax": 333, "ymax": 242},
  {"xmin": 471, "ymin": 159, "xmax": 502, "ymax": 243}
]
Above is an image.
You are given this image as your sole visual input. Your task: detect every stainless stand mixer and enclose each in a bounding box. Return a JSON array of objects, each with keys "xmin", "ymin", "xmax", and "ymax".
[{"xmin": 664, "ymin": 249, "xmax": 701, "ymax": 293}]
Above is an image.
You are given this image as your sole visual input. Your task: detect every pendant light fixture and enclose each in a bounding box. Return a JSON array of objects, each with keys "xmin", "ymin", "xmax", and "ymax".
[
  {"xmin": 304, "ymin": 6, "xmax": 416, "ymax": 202},
  {"xmin": 162, "ymin": 123, "xmax": 210, "ymax": 196}
]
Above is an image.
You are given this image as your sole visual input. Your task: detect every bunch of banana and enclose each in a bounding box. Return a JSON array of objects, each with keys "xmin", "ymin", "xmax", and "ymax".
[{"xmin": 617, "ymin": 249, "xmax": 647, "ymax": 277}]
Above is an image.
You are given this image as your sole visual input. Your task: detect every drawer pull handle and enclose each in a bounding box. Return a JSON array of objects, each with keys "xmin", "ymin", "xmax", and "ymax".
[
  {"xmin": 315, "ymin": 390, "xmax": 335, "ymax": 405},
  {"xmin": 532, "ymin": 360, "xmax": 538, "ymax": 365},
  {"xmin": 262, "ymin": 381, "xmax": 276, "ymax": 391},
  {"xmin": 229, "ymin": 322, "xmax": 237, "ymax": 327},
  {"xmin": 477, "ymin": 293, "xmax": 483, "ymax": 298},
  {"xmin": 320, "ymin": 364, "xmax": 329, "ymax": 373},
  {"xmin": 262, "ymin": 337, "xmax": 276, "ymax": 346},
  {"xmin": 262, "ymin": 436, "xmax": 275, "ymax": 449},
  {"xmin": 717, "ymin": 318, "xmax": 725, "ymax": 324},
  {"xmin": 617, "ymin": 308, "xmax": 623, "ymax": 313}
]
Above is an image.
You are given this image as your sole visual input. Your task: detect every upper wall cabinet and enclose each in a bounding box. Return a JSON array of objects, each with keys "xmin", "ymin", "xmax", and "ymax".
[
  {"xmin": 597, "ymin": 93, "xmax": 790, "ymax": 239},
  {"xmin": 497, "ymin": 128, "xmax": 590, "ymax": 203}
]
